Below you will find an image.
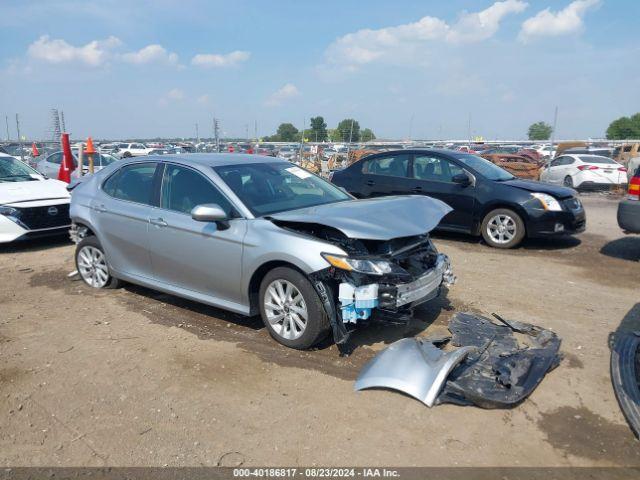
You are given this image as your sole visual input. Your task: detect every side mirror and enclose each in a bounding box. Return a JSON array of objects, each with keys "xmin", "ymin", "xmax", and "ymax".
[
  {"xmin": 191, "ymin": 204, "xmax": 228, "ymax": 223},
  {"xmin": 452, "ymin": 173, "xmax": 471, "ymax": 186}
]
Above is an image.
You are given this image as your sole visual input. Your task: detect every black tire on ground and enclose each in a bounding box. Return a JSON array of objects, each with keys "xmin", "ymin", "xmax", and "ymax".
[
  {"xmin": 564, "ymin": 176, "xmax": 574, "ymax": 188},
  {"xmin": 122, "ymin": 151, "xmax": 132, "ymax": 158},
  {"xmin": 480, "ymin": 208, "xmax": 526, "ymax": 249},
  {"xmin": 75, "ymin": 236, "xmax": 121, "ymax": 289},
  {"xmin": 258, "ymin": 267, "xmax": 330, "ymax": 349}
]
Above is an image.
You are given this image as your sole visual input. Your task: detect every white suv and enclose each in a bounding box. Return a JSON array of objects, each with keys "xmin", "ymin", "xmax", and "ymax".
[{"xmin": 117, "ymin": 143, "xmax": 153, "ymax": 158}]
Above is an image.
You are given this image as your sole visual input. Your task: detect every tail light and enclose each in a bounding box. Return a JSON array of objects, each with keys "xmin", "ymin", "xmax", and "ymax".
[
  {"xmin": 618, "ymin": 167, "xmax": 628, "ymax": 172},
  {"xmin": 577, "ymin": 165, "xmax": 598, "ymax": 171},
  {"xmin": 628, "ymin": 176, "xmax": 640, "ymax": 200}
]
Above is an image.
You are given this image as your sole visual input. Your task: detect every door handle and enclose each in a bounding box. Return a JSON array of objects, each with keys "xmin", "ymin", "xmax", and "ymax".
[
  {"xmin": 149, "ymin": 217, "xmax": 168, "ymax": 227},
  {"xmin": 365, "ymin": 179, "xmax": 375, "ymax": 186},
  {"xmin": 94, "ymin": 204, "xmax": 107, "ymax": 213}
]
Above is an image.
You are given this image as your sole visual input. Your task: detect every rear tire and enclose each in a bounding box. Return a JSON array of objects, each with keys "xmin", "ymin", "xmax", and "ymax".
[
  {"xmin": 259, "ymin": 267, "xmax": 330, "ymax": 349},
  {"xmin": 75, "ymin": 236, "xmax": 121, "ymax": 289},
  {"xmin": 563, "ymin": 176, "xmax": 574, "ymax": 188},
  {"xmin": 481, "ymin": 208, "xmax": 526, "ymax": 249}
]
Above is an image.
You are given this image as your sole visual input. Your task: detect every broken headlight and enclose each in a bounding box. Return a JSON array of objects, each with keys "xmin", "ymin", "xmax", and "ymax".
[{"xmin": 321, "ymin": 253, "xmax": 406, "ymax": 276}]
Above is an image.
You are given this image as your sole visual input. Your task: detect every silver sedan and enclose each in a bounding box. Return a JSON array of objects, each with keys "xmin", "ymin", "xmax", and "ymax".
[{"xmin": 69, "ymin": 154, "xmax": 454, "ymax": 349}]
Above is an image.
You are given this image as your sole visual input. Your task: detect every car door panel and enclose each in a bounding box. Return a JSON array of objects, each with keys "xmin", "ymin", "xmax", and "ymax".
[
  {"xmin": 359, "ymin": 154, "xmax": 413, "ymax": 197},
  {"xmin": 92, "ymin": 162, "xmax": 158, "ymax": 278},
  {"xmin": 411, "ymin": 154, "xmax": 475, "ymax": 231},
  {"xmin": 147, "ymin": 163, "xmax": 246, "ymax": 305}
]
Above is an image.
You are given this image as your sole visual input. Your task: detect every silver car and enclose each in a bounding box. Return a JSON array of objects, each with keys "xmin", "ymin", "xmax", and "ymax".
[
  {"xmin": 69, "ymin": 154, "xmax": 454, "ymax": 349},
  {"xmin": 35, "ymin": 151, "xmax": 120, "ymax": 178}
]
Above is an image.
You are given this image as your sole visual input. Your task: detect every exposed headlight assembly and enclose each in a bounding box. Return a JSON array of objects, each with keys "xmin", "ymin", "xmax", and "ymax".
[
  {"xmin": 531, "ymin": 193, "xmax": 562, "ymax": 211},
  {"xmin": 321, "ymin": 253, "xmax": 405, "ymax": 276}
]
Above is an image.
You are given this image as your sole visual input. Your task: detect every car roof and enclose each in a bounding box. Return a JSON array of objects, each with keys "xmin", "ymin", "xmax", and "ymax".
[{"xmin": 143, "ymin": 153, "xmax": 287, "ymax": 167}]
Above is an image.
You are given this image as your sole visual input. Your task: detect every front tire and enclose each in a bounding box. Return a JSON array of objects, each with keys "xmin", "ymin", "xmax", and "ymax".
[
  {"xmin": 259, "ymin": 267, "xmax": 330, "ymax": 349},
  {"xmin": 75, "ymin": 236, "xmax": 121, "ymax": 289},
  {"xmin": 481, "ymin": 208, "xmax": 526, "ymax": 249}
]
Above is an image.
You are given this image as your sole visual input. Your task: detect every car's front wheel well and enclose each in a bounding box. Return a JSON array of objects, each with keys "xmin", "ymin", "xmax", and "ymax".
[
  {"xmin": 71, "ymin": 222, "xmax": 96, "ymax": 241},
  {"xmin": 247, "ymin": 260, "xmax": 307, "ymax": 315},
  {"xmin": 473, "ymin": 203, "xmax": 528, "ymax": 236}
]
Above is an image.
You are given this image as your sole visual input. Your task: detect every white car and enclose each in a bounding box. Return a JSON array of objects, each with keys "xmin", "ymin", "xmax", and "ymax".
[
  {"xmin": 116, "ymin": 142, "xmax": 153, "ymax": 158},
  {"xmin": 0, "ymin": 153, "xmax": 71, "ymax": 243},
  {"xmin": 540, "ymin": 154, "xmax": 628, "ymax": 190},
  {"xmin": 533, "ymin": 145, "xmax": 556, "ymax": 159}
]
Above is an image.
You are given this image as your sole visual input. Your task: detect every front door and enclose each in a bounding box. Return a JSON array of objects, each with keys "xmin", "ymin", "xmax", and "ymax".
[
  {"xmin": 410, "ymin": 153, "xmax": 475, "ymax": 231},
  {"xmin": 148, "ymin": 163, "xmax": 246, "ymax": 307}
]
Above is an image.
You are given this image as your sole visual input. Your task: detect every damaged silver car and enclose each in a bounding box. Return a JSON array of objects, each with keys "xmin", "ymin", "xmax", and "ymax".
[{"xmin": 69, "ymin": 154, "xmax": 455, "ymax": 349}]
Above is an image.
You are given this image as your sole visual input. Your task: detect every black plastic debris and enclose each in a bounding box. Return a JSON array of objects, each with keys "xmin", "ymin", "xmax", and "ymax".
[{"xmin": 436, "ymin": 312, "xmax": 562, "ymax": 409}]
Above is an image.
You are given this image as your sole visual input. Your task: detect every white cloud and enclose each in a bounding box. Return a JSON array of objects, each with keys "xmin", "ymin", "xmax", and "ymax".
[
  {"xmin": 167, "ymin": 88, "xmax": 185, "ymax": 100},
  {"xmin": 197, "ymin": 94, "xmax": 211, "ymax": 105},
  {"xmin": 121, "ymin": 44, "xmax": 179, "ymax": 66},
  {"xmin": 519, "ymin": 0, "xmax": 599, "ymax": 41},
  {"xmin": 323, "ymin": 1, "xmax": 527, "ymax": 69},
  {"xmin": 191, "ymin": 50, "xmax": 250, "ymax": 68},
  {"xmin": 264, "ymin": 83, "xmax": 300, "ymax": 107},
  {"xmin": 27, "ymin": 35, "xmax": 121, "ymax": 66}
]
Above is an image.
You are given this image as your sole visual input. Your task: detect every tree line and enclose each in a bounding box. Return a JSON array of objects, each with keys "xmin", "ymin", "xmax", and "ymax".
[{"xmin": 263, "ymin": 117, "xmax": 376, "ymax": 143}]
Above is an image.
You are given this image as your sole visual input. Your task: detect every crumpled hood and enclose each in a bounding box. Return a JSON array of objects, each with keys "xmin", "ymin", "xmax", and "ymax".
[
  {"xmin": 269, "ymin": 195, "xmax": 452, "ymax": 240},
  {"xmin": 0, "ymin": 178, "xmax": 70, "ymax": 205},
  {"xmin": 502, "ymin": 178, "xmax": 575, "ymax": 199}
]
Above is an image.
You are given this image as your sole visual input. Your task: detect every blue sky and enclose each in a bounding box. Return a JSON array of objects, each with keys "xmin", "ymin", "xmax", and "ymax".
[{"xmin": 1, "ymin": 0, "xmax": 639, "ymax": 140}]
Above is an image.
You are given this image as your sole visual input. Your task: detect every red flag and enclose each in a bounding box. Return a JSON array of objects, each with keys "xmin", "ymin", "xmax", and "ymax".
[{"xmin": 58, "ymin": 133, "xmax": 76, "ymax": 183}]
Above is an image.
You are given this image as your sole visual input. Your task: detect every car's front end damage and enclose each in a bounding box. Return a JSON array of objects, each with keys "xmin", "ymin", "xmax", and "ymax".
[{"xmin": 267, "ymin": 195, "xmax": 455, "ymax": 351}]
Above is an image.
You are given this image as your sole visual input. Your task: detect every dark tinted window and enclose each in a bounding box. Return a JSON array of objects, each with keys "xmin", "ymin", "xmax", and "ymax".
[
  {"xmin": 47, "ymin": 152, "xmax": 63, "ymax": 165},
  {"xmin": 161, "ymin": 164, "xmax": 233, "ymax": 215},
  {"xmin": 362, "ymin": 154, "xmax": 409, "ymax": 177},
  {"xmin": 413, "ymin": 155, "xmax": 464, "ymax": 182},
  {"xmin": 103, "ymin": 163, "xmax": 156, "ymax": 205}
]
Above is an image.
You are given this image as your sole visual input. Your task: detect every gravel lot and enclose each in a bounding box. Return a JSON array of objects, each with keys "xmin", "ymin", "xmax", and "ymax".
[{"xmin": 1, "ymin": 194, "xmax": 639, "ymax": 467}]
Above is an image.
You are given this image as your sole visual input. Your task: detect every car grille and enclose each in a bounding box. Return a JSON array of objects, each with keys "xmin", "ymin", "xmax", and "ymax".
[{"xmin": 15, "ymin": 203, "xmax": 70, "ymax": 230}]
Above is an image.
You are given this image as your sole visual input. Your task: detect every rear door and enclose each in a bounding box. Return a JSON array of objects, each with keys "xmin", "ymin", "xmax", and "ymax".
[
  {"xmin": 95, "ymin": 162, "xmax": 158, "ymax": 279},
  {"xmin": 39, "ymin": 152, "xmax": 62, "ymax": 178},
  {"xmin": 409, "ymin": 153, "xmax": 475, "ymax": 231},
  {"xmin": 357, "ymin": 153, "xmax": 413, "ymax": 197}
]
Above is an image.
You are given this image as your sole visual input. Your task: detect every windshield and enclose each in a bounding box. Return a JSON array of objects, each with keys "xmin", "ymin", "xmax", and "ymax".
[
  {"xmin": 0, "ymin": 157, "xmax": 40, "ymax": 182},
  {"xmin": 452, "ymin": 153, "xmax": 515, "ymax": 181},
  {"xmin": 215, "ymin": 162, "xmax": 350, "ymax": 216},
  {"xmin": 578, "ymin": 155, "xmax": 616, "ymax": 164}
]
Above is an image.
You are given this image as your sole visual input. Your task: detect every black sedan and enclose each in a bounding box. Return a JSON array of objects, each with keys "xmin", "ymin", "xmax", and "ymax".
[{"xmin": 330, "ymin": 149, "xmax": 586, "ymax": 248}]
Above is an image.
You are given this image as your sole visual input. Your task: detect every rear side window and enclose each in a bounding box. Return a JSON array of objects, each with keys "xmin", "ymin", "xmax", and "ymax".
[
  {"xmin": 413, "ymin": 155, "xmax": 463, "ymax": 182},
  {"xmin": 102, "ymin": 163, "xmax": 157, "ymax": 205},
  {"xmin": 362, "ymin": 155, "xmax": 409, "ymax": 177}
]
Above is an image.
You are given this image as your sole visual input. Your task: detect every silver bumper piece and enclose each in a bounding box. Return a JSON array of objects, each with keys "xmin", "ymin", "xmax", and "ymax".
[
  {"xmin": 395, "ymin": 254, "xmax": 453, "ymax": 307},
  {"xmin": 354, "ymin": 337, "xmax": 474, "ymax": 407}
]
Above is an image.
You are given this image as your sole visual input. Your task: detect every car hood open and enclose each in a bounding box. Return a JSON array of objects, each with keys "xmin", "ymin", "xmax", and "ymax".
[
  {"xmin": 269, "ymin": 195, "xmax": 452, "ymax": 240},
  {"xmin": 502, "ymin": 178, "xmax": 575, "ymax": 198}
]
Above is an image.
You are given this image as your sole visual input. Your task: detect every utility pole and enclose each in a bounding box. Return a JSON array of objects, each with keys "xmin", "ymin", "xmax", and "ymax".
[
  {"xmin": 213, "ymin": 117, "xmax": 220, "ymax": 152},
  {"xmin": 549, "ymin": 106, "xmax": 559, "ymax": 166},
  {"xmin": 346, "ymin": 119, "xmax": 355, "ymax": 160},
  {"xmin": 298, "ymin": 118, "xmax": 305, "ymax": 162},
  {"xmin": 15, "ymin": 114, "xmax": 24, "ymax": 161},
  {"xmin": 254, "ymin": 120, "xmax": 258, "ymax": 142},
  {"xmin": 60, "ymin": 111, "xmax": 66, "ymax": 132},
  {"xmin": 5, "ymin": 115, "xmax": 9, "ymax": 141},
  {"xmin": 195, "ymin": 123, "xmax": 199, "ymax": 143}
]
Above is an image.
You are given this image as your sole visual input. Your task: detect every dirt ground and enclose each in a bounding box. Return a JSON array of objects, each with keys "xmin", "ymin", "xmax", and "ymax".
[{"xmin": 1, "ymin": 194, "xmax": 639, "ymax": 467}]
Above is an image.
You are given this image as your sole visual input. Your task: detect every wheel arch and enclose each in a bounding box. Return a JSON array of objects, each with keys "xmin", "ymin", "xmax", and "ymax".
[
  {"xmin": 473, "ymin": 202, "xmax": 529, "ymax": 236},
  {"xmin": 247, "ymin": 260, "xmax": 308, "ymax": 316}
]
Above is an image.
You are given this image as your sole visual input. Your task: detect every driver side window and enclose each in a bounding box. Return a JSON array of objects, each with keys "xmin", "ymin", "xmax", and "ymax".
[{"xmin": 160, "ymin": 164, "xmax": 234, "ymax": 216}]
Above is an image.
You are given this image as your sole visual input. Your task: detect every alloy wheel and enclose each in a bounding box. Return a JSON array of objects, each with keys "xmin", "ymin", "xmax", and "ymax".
[
  {"xmin": 77, "ymin": 245, "xmax": 110, "ymax": 288},
  {"xmin": 486, "ymin": 214, "xmax": 517, "ymax": 244},
  {"xmin": 264, "ymin": 279, "xmax": 308, "ymax": 340}
]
